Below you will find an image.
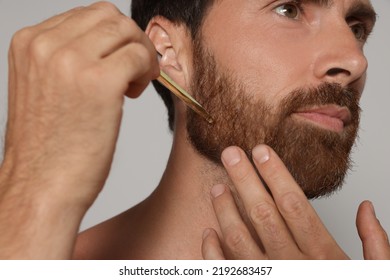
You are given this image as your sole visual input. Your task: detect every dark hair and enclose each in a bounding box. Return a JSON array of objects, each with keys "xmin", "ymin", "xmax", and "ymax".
[{"xmin": 131, "ymin": 0, "xmax": 214, "ymax": 130}]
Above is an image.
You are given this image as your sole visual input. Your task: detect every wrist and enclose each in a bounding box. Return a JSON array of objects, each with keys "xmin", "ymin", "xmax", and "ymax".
[
  {"xmin": 0, "ymin": 164, "xmax": 90, "ymax": 259},
  {"xmin": 0, "ymin": 157, "xmax": 98, "ymax": 211}
]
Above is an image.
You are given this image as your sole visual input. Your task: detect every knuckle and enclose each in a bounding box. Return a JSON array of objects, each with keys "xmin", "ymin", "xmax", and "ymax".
[
  {"xmin": 278, "ymin": 191, "xmax": 307, "ymax": 219},
  {"xmin": 249, "ymin": 202, "xmax": 289, "ymax": 250},
  {"xmin": 91, "ymin": 1, "xmax": 120, "ymax": 16},
  {"xmin": 46, "ymin": 48, "xmax": 81, "ymax": 81},
  {"xmin": 97, "ymin": 16, "xmax": 134, "ymax": 39},
  {"xmin": 28, "ymin": 33, "xmax": 53, "ymax": 61},
  {"xmin": 224, "ymin": 226, "xmax": 249, "ymax": 253},
  {"xmin": 10, "ymin": 27, "xmax": 34, "ymax": 51},
  {"xmin": 249, "ymin": 201, "xmax": 275, "ymax": 226}
]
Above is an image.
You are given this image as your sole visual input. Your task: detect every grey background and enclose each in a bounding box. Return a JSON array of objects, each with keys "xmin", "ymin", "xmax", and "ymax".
[{"xmin": 0, "ymin": 1, "xmax": 389, "ymax": 259}]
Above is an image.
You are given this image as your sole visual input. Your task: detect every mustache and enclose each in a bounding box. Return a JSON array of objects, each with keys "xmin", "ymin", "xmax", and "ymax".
[{"xmin": 280, "ymin": 83, "xmax": 361, "ymax": 122}]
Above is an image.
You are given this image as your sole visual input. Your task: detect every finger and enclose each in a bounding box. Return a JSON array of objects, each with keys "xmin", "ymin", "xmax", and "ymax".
[
  {"xmin": 7, "ymin": 6, "xmax": 85, "ymax": 112},
  {"xmin": 32, "ymin": 6, "xmax": 85, "ymax": 29},
  {"xmin": 357, "ymin": 201, "xmax": 390, "ymax": 260},
  {"xmin": 202, "ymin": 228, "xmax": 226, "ymax": 260},
  {"xmin": 101, "ymin": 42, "xmax": 159, "ymax": 98},
  {"xmin": 50, "ymin": 2, "xmax": 123, "ymax": 37},
  {"xmin": 252, "ymin": 145, "xmax": 347, "ymax": 258},
  {"xmin": 32, "ymin": 1, "xmax": 121, "ymax": 32},
  {"xmin": 9, "ymin": 6, "xmax": 85, "ymax": 66},
  {"xmin": 69, "ymin": 16, "xmax": 152, "ymax": 59},
  {"xmin": 27, "ymin": 2, "xmax": 125, "ymax": 56},
  {"xmin": 221, "ymin": 147, "xmax": 299, "ymax": 259},
  {"xmin": 210, "ymin": 184, "xmax": 265, "ymax": 259},
  {"xmin": 13, "ymin": 6, "xmax": 84, "ymax": 42},
  {"xmin": 11, "ymin": 3, "xmax": 123, "ymax": 58}
]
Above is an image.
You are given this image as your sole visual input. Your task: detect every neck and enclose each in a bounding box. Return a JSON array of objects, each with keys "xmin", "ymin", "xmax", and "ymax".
[{"xmin": 123, "ymin": 119, "xmax": 229, "ymax": 259}]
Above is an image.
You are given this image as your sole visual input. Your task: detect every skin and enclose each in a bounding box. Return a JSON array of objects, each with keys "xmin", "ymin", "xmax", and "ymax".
[
  {"xmin": 198, "ymin": 0, "xmax": 390, "ymax": 259},
  {"xmin": 202, "ymin": 145, "xmax": 390, "ymax": 259},
  {"xmin": 0, "ymin": 0, "xmax": 389, "ymax": 259},
  {"xmin": 0, "ymin": 2, "xmax": 159, "ymax": 258}
]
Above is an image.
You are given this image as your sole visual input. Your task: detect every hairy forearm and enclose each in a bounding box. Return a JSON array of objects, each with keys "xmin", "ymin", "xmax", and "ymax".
[{"xmin": 0, "ymin": 165, "xmax": 88, "ymax": 259}]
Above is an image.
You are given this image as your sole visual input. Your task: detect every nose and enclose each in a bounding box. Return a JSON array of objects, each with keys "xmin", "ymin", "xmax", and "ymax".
[{"xmin": 312, "ymin": 21, "xmax": 368, "ymax": 87}]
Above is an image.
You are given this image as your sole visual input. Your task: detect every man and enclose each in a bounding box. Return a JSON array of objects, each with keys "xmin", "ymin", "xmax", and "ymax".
[{"xmin": 0, "ymin": 0, "xmax": 389, "ymax": 259}]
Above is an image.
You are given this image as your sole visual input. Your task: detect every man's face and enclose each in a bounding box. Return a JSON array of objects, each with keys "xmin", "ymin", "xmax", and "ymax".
[{"xmin": 186, "ymin": 0, "xmax": 376, "ymax": 198}]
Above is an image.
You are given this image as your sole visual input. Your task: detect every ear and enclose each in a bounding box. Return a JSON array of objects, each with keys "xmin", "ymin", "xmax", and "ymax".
[{"xmin": 145, "ymin": 16, "xmax": 192, "ymax": 91}]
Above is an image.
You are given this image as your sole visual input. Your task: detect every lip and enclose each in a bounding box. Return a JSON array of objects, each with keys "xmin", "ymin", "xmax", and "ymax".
[{"xmin": 292, "ymin": 105, "xmax": 352, "ymax": 133}]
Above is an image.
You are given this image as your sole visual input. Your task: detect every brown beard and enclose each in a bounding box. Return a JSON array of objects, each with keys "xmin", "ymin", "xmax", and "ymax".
[{"xmin": 186, "ymin": 40, "xmax": 361, "ymax": 199}]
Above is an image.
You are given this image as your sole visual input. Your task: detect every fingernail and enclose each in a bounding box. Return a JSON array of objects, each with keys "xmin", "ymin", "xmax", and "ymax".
[
  {"xmin": 367, "ymin": 201, "xmax": 376, "ymax": 217},
  {"xmin": 203, "ymin": 228, "xmax": 211, "ymax": 240},
  {"xmin": 252, "ymin": 145, "xmax": 270, "ymax": 164},
  {"xmin": 222, "ymin": 147, "xmax": 241, "ymax": 166},
  {"xmin": 211, "ymin": 184, "xmax": 226, "ymax": 198}
]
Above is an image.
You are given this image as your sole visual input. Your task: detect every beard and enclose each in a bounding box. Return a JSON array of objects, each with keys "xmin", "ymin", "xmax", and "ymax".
[{"xmin": 186, "ymin": 40, "xmax": 361, "ymax": 199}]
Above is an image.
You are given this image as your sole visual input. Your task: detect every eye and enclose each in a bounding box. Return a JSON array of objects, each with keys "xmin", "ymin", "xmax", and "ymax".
[
  {"xmin": 350, "ymin": 23, "xmax": 367, "ymax": 41},
  {"xmin": 274, "ymin": 3, "xmax": 301, "ymax": 19}
]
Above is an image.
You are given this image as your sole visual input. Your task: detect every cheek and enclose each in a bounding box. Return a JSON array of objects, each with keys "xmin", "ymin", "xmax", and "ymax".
[{"xmin": 215, "ymin": 32, "xmax": 313, "ymax": 105}]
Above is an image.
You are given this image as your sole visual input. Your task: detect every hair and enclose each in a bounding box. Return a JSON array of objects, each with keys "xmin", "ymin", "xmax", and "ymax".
[{"xmin": 131, "ymin": 0, "xmax": 215, "ymax": 130}]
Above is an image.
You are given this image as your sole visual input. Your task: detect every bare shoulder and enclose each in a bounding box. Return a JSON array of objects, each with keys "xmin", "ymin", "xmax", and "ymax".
[{"xmin": 73, "ymin": 211, "xmax": 131, "ymax": 260}]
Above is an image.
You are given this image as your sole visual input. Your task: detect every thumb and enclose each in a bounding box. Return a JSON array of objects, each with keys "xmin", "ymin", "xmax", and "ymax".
[
  {"xmin": 201, "ymin": 228, "xmax": 226, "ymax": 260},
  {"xmin": 356, "ymin": 201, "xmax": 390, "ymax": 259}
]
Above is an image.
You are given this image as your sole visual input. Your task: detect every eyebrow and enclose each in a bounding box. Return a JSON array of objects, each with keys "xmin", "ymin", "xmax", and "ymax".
[
  {"xmin": 299, "ymin": 0, "xmax": 377, "ymax": 20},
  {"xmin": 300, "ymin": 0, "xmax": 334, "ymax": 8},
  {"xmin": 300, "ymin": 0, "xmax": 377, "ymax": 25},
  {"xmin": 346, "ymin": 1, "xmax": 377, "ymax": 26}
]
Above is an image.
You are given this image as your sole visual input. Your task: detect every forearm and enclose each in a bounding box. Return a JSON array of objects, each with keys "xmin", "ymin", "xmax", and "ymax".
[{"xmin": 0, "ymin": 165, "xmax": 89, "ymax": 259}]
